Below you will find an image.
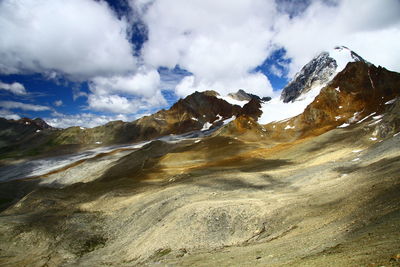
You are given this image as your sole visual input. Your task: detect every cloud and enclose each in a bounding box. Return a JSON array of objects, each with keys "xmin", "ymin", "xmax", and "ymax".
[
  {"xmin": 0, "ymin": 0, "xmax": 136, "ymax": 79},
  {"xmin": 269, "ymin": 65, "xmax": 284, "ymax": 78},
  {"xmin": 87, "ymin": 69, "xmax": 166, "ymax": 114},
  {"xmin": 87, "ymin": 94, "xmax": 139, "ymax": 114},
  {"xmin": 89, "ymin": 67, "xmax": 160, "ymax": 97},
  {"xmin": 137, "ymin": 0, "xmax": 277, "ymax": 97},
  {"xmin": 0, "ymin": 101, "xmax": 50, "ymax": 111},
  {"xmin": 0, "ymin": 109, "xmax": 21, "ymax": 120},
  {"xmin": 274, "ymin": 0, "xmax": 400, "ymax": 77},
  {"xmin": 0, "ymin": 81, "xmax": 27, "ymax": 95},
  {"xmin": 137, "ymin": 0, "xmax": 400, "ymax": 97},
  {"xmin": 72, "ymin": 88, "xmax": 89, "ymax": 101},
  {"xmin": 44, "ymin": 112, "xmax": 138, "ymax": 128},
  {"xmin": 54, "ymin": 100, "xmax": 63, "ymax": 107},
  {"xmin": 87, "ymin": 91, "xmax": 166, "ymax": 114},
  {"xmin": 175, "ymin": 73, "xmax": 272, "ymax": 97}
]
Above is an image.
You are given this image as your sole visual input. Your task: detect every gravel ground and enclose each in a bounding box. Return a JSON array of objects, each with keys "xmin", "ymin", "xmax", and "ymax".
[{"xmin": 0, "ymin": 123, "xmax": 399, "ymax": 266}]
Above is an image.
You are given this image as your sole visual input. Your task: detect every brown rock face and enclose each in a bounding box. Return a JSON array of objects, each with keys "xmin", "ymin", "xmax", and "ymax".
[
  {"xmin": 252, "ymin": 62, "xmax": 400, "ymax": 143},
  {"xmin": 169, "ymin": 91, "xmax": 241, "ymax": 124},
  {"xmin": 275, "ymin": 62, "xmax": 400, "ymax": 138},
  {"xmin": 305, "ymin": 63, "xmax": 398, "ymax": 129},
  {"xmin": 135, "ymin": 91, "xmax": 242, "ymax": 138},
  {"xmin": 240, "ymin": 98, "xmax": 262, "ymax": 120}
]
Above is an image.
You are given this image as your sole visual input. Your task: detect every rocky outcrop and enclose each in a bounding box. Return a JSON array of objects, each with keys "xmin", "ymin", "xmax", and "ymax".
[
  {"xmin": 228, "ymin": 89, "xmax": 271, "ymax": 102},
  {"xmin": 239, "ymin": 98, "xmax": 262, "ymax": 120},
  {"xmin": 0, "ymin": 117, "xmax": 56, "ymax": 151},
  {"xmin": 281, "ymin": 52, "xmax": 337, "ymax": 103}
]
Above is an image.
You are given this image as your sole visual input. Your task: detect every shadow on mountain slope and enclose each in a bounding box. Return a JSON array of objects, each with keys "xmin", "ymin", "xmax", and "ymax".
[
  {"xmin": 194, "ymin": 173, "xmax": 294, "ymax": 192},
  {"xmin": 0, "ymin": 179, "xmax": 39, "ymax": 212}
]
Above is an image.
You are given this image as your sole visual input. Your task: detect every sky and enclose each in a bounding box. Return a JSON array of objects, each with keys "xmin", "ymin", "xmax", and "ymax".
[{"xmin": 0, "ymin": 0, "xmax": 399, "ymax": 128}]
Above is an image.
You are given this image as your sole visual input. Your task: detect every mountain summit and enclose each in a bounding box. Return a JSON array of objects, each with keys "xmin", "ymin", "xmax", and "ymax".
[{"xmin": 281, "ymin": 46, "xmax": 367, "ymax": 103}]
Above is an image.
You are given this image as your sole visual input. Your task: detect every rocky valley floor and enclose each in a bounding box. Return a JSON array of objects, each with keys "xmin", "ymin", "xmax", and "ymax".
[{"xmin": 0, "ymin": 116, "xmax": 399, "ymax": 267}]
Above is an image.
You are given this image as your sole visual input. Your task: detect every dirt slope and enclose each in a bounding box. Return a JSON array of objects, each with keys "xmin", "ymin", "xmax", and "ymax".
[{"xmin": 0, "ymin": 106, "xmax": 399, "ymax": 266}]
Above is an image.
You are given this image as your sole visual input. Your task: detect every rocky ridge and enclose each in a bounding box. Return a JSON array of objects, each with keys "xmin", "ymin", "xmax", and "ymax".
[
  {"xmin": 281, "ymin": 46, "xmax": 367, "ymax": 103},
  {"xmin": 0, "ymin": 91, "xmax": 245, "ymax": 159}
]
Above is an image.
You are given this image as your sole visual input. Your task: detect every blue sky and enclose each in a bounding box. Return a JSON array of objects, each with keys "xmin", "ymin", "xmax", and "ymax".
[{"xmin": 0, "ymin": 0, "xmax": 399, "ymax": 128}]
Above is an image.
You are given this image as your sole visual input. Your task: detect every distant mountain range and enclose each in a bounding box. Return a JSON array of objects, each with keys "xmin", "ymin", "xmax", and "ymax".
[{"xmin": 0, "ymin": 46, "xmax": 399, "ymax": 160}]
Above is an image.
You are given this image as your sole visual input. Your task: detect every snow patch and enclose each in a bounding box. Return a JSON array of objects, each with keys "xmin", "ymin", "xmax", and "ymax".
[
  {"xmin": 352, "ymin": 149, "xmax": 363, "ymax": 153},
  {"xmin": 329, "ymin": 46, "xmax": 357, "ymax": 73},
  {"xmin": 352, "ymin": 158, "xmax": 360, "ymax": 162},
  {"xmin": 372, "ymin": 115, "xmax": 383, "ymax": 120},
  {"xmin": 385, "ymin": 98, "xmax": 396, "ymax": 105},
  {"xmin": 218, "ymin": 95, "xmax": 249, "ymax": 107},
  {"xmin": 191, "ymin": 117, "xmax": 198, "ymax": 121},
  {"xmin": 194, "ymin": 140, "xmax": 201, "ymax": 143},
  {"xmin": 349, "ymin": 112, "xmax": 361, "ymax": 123},
  {"xmin": 79, "ymin": 127, "xmax": 85, "ymax": 130},
  {"xmin": 369, "ymin": 137, "xmax": 377, "ymax": 141},
  {"xmin": 36, "ymin": 129, "xmax": 41, "ymax": 133},
  {"xmin": 335, "ymin": 116, "xmax": 341, "ymax": 121},
  {"xmin": 338, "ymin": 123, "xmax": 350, "ymax": 128},
  {"xmin": 357, "ymin": 112, "xmax": 376, "ymax": 124},
  {"xmin": 284, "ymin": 125, "xmax": 295, "ymax": 130},
  {"xmin": 394, "ymin": 132, "xmax": 400, "ymax": 137},
  {"xmin": 338, "ymin": 106, "xmax": 343, "ymax": 109},
  {"xmin": 368, "ymin": 69, "xmax": 376, "ymax": 89},
  {"xmin": 368, "ymin": 119, "xmax": 382, "ymax": 126},
  {"xmin": 201, "ymin": 122, "xmax": 212, "ymax": 131},
  {"xmin": 222, "ymin": 116, "xmax": 236, "ymax": 125},
  {"xmin": 95, "ymin": 141, "xmax": 102, "ymax": 145},
  {"xmin": 259, "ymin": 83, "xmax": 324, "ymax": 124},
  {"xmin": 335, "ymin": 87, "xmax": 340, "ymax": 92}
]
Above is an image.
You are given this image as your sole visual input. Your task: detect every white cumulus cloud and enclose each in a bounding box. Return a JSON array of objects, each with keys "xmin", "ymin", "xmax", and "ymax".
[
  {"xmin": 88, "ymin": 94, "xmax": 138, "ymax": 114},
  {"xmin": 87, "ymin": 69, "xmax": 166, "ymax": 114},
  {"xmin": 175, "ymin": 73, "xmax": 272, "ymax": 98},
  {"xmin": 136, "ymin": 0, "xmax": 400, "ymax": 97},
  {"xmin": 0, "ymin": 0, "xmax": 136, "ymax": 79},
  {"xmin": 54, "ymin": 100, "xmax": 63, "ymax": 107},
  {"xmin": 0, "ymin": 101, "xmax": 50, "ymax": 111},
  {"xmin": 274, "ymin": 0, "xmax": 400, "ymax": 77},
  {"xmin": 0, "ymin": 109, "xmax": 21, "ymax": 120},
  {"xmin": 137, "ymin": 0, "xmax": 277, "ymax": 97},
  {"xmin": 0, "ymin": 81, "xmax": 27, "ymax": 95},
  {"xmin": 44, "ymin": 113, "xmax": 137, "ymax": 128},
  {"xmin": 89, "ymin": 68, "xmax": 160, "ymax": 97}
]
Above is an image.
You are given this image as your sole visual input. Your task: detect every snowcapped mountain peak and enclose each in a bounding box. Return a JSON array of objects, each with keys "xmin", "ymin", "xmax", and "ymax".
[
  {"xmin": 258, "ymin": 46, "xmax": 371, "ymax": 125},
  {"xmin": 281, "ymin": 46, "xmax": 367, "ymax": 103},
  {"xmin": 328, "ymin": 46, "xmax": 366, "ymax": 73}
]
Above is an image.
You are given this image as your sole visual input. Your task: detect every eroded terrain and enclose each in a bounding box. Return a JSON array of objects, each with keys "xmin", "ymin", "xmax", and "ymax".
[{"xmin": 1, "ymin": 112, "xmax": 399, "ymax": 266}]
